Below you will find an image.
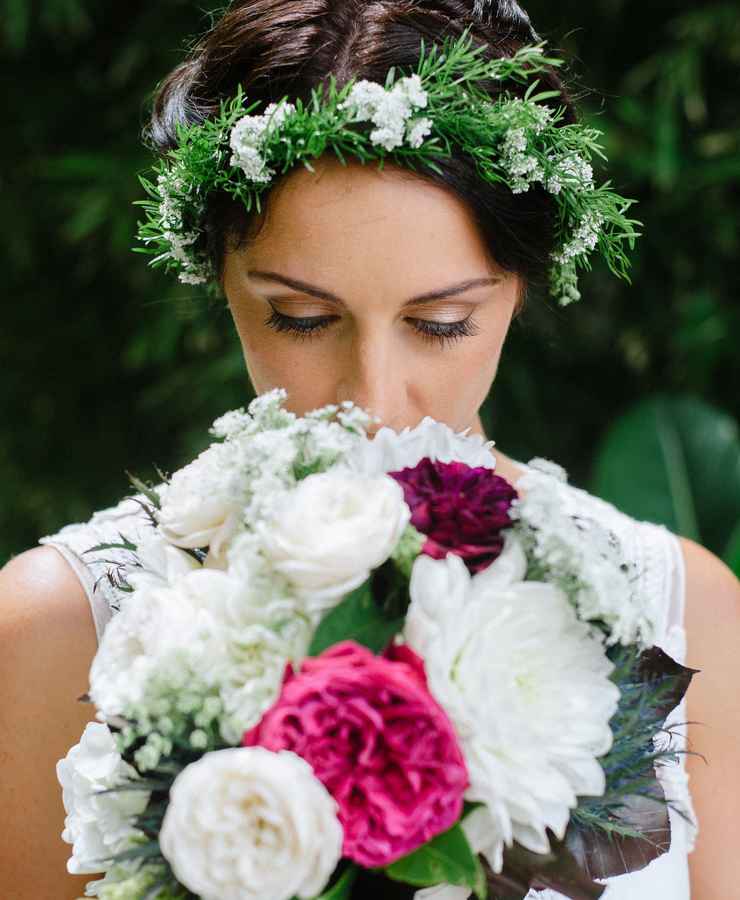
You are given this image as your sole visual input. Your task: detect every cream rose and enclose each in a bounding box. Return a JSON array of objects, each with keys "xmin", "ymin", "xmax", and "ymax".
[
  {"xmin": 156, "ymin": 440, "xmax": 248, "ymax": 557},
  {"xmin": 256, "ymin": 471, "xmax": 411, "ymax": 615},
  {"xmin": 159, "ymin": 747, "xmax": 343, "ymax": 900}
]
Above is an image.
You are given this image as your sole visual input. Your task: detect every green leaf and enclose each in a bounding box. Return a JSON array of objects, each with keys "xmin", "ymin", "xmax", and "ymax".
[
  {"xmin": 308, "ymin": 578, "xmax": 403, "ymax": 655},
  {"xmin": 722, "ymin": 518, "xmax": 740, "ymax": 577},
  {"xmin": 590, "ymin": 392, "xmax": 740, "ymax": 555},
  {"xmin": 385, "ymin": 822, "xmax": 487, "ymax": 899},
  {"xmin": 311, "ymin": 865, "xmax": 359, "ymax": 899}
]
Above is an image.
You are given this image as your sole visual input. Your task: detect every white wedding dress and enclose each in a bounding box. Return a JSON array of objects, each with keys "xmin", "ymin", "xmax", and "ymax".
[{"xmin": 38, "ymin": 457, "xmax": 699, "ymax": 899}]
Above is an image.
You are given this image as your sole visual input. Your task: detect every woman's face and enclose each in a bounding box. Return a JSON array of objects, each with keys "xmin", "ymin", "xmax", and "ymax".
[{"xmin": 223, "ymin": 155, "xmax": 521, "ymax": 436}]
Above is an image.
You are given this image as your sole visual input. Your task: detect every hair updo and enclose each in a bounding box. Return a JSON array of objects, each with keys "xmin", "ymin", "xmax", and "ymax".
[{"xmin": 144, "ymin": 0, "xmax": 580, "ymax": 311}]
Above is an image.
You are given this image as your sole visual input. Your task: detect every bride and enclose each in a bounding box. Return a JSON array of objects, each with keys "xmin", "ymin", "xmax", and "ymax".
[{"xmin": 1, "ymin": 1, "xmax": 738, "ymax": 898}]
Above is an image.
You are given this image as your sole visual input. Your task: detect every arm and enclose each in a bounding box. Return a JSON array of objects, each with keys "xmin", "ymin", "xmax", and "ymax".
[
  {"xmin": 0, "ymin": 546, "xmax": 105, "ymax": 899},
  {"xmin": 680, "ymin": 537, "xmax": 740, "ymax": 899}
]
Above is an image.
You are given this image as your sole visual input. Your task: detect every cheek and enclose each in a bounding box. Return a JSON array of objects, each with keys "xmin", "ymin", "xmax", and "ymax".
[
  {"xmin": 406, "ymin": 334, "xmax": 503, "ymax": 425},
  {"xmin": 235, "ymin": 315, "xmax": 337, "ymax": 406}
]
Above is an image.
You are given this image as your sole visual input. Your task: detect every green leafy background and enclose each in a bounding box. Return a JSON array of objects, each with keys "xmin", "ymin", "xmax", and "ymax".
[{"xmin": 2, "ymin": 1, "xmax": 738, "ymax": 570}]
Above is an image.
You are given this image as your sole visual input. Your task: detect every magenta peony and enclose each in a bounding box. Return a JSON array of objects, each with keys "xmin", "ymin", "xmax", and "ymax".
[
  {"xmin": 242, "ymin": 640, "xmax": 468, "ymax": 868},
  {"xmin": 388, "ymin": 457, "xmax": 517, "ymax": 573}
]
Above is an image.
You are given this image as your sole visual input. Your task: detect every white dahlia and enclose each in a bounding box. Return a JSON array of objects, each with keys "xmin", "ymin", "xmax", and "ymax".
[
  {"xmin": 404, "ymin": 539, "xmax": 620, "ymax": 873},
  {"xmin": 341, "ymin": 415, "xmax": 497, "ymax": 477}
]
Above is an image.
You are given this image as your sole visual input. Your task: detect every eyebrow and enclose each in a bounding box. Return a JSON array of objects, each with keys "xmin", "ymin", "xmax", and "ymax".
[{"xmin": 247, "ymin": 269, "xmax": 502, "ymax": 307}]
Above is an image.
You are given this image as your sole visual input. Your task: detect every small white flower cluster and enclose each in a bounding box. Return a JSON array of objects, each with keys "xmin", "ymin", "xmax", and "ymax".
[
  {"xmin": 545, "ymin": 151, "xmax": 595, "ymax": 195},
  {"xmin": 496, "ymin": 98, "xmax": 552, "ymax": 193},
  {"xmin": 508, "ymin": 464, "xmax": 658, "ymax": 649},
  {"xmin": 229, "ymin": 99, "xmax": 297, "ymax": 183},
  {"xmin": 156, "ymin": 171, "xmax": 208, "ymax": 285},
  {"xmin": 500, "ymin": 126, "xmax": 545, "ymax": 194},
  {"xmin": 552, "ymin": 208, "xmax": 606, "ymax": 264},
  {"xmin": 337, "ymin": 73, "xmax": 433, "ymax": 151}
]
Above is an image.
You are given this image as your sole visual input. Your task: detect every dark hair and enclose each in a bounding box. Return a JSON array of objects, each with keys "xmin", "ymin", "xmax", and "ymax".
[{"xmin": 144, "ymin": 0, "xmax": 580, "ymax": 313}]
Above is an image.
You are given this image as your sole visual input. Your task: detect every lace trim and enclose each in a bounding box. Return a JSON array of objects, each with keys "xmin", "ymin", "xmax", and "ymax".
[{"xmin": 37, "ymin": 486, "xmax": 165, "ymax": 639}]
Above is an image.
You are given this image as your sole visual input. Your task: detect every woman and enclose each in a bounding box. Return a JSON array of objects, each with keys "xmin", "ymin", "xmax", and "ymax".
[{"xmin": 1, "ymin": 1, "xmax": 738, "ymax": 898}]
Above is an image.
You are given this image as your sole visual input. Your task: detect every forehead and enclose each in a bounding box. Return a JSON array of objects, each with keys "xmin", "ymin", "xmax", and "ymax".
[{"xmin": 239, "ymin": 155, "xmax": 498, "ymax": 280}]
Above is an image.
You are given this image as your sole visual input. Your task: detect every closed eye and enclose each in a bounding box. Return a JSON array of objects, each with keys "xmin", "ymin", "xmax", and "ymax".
[{"xmin": 262, "ymin": 308, "xmax": 481, "ymax": 349}]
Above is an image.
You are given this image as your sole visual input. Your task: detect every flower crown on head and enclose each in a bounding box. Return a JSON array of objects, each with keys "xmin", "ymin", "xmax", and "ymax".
[{"xmin": 133, "ymin": 27, "xmax": 643, "ymax": 307}]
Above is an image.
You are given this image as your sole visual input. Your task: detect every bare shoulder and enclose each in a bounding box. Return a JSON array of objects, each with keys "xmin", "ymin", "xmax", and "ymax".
[
  {"xmin": 676, "ymin": 537, "xmax": 740, "ymax": 898},
  {"xmin": 679, "ymin": 536, "xmax": 740, "ymax": 664},
  {"xmin": 0, "ymin": 546, "xmax": 103, "ymax": 897}
]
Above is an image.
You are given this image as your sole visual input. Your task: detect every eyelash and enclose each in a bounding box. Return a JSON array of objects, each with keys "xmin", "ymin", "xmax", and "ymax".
[{"xmin": 262, "ymin": 308, "xmax": 481, "ymax": 349}]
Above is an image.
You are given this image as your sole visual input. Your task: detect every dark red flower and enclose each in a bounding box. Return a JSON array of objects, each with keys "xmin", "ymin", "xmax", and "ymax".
[{"xmin": 388, "ymin": 457, "xmax": 517, "ymax": 573}]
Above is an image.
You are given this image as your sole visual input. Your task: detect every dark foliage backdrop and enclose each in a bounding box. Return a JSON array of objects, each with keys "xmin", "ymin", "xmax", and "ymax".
[{"xmin": 2, "ymin": 1, "xmax": 738, "ymax": 569}]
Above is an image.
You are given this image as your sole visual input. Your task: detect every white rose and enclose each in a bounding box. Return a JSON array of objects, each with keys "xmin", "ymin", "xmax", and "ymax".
[
  {"xmin": 124, "ymin": 527, "xmax": 202, "ymax": 592},
  {"xmin": 256, "ymin": 471, "xmax": 410, "ymax": 615},
  {"xmin": 404, "ymin": 549, "xmax": 620, "ymax": 874},
  {"xmin": 157, "ymin": 440, "xmax": 249, "ymax": 557},
  {"xmin": 56, "ymin": 722, "xmax": 150, "ymax": 876},
  {"xmin": 159, "ymin": 747, "xmax": 343, "ymax": 900}
]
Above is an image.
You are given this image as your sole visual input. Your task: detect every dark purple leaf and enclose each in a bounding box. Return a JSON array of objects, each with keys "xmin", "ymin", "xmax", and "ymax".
[
  {"xmin": 483, "ymin": 828, "xmax": 607, "ymax": 900},
  {"xmin": 564, "ymin": 777, "xmax": 671, "ymax": 879}
]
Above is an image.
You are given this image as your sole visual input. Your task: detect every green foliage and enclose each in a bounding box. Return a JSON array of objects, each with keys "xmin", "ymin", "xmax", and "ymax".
[
  {"xmin": 134, "ymin": 30, "xmax": 641, "ymax": 307},
  {"xmin": 308, "ymin": 574, "xmax": 405, "ymax": 656},
  {"xmin": 384, "ymin": 822, "xmax": 487, "ymax": 899},
  {"xmin": 1, "ymin": 1, "xmax": 738, "ymax": 562},
  {"xmin": 591, "ymin": 392, "xmax": 740, "ymax": 557}
]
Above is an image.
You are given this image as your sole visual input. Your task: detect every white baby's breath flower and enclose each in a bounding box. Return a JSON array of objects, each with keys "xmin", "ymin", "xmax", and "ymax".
[
  {"xmin": 209, "ymin": 407, "xmax": 252, "ymax": 439},
  {"xmin": 552, "ymin": 209, "xmax": 605, "ymax": 264},
  {"xmin": 404, "ymin": 548, "xmax": 620, "ymax": 873},
  {"xmin": 509, "ymin": 465, "xmax": 659, "ymax": 648},
  {"xmin": 90, "ymin": 568, "xmax": 311, "ymax": 747},
  {"xmin": 338, "ymin": 75, "xmax": 429, "ymax": 150},
  {"xmin": 395, "ymin": 73, "xmax": 428, "ymax": 108},
  {"xmin": 256, "ymin": 471, "xmax": 411, "ymax": 615},
  {"xmin": 406, "ymin": 116, "xmax": 434, "ymax": 148},
  {"xmin": 229, "ymin": 100, "xmax": 296, "ymax": 183},
  {"xmin": 56, "ymin": 722, "xmax": 150, "ymax": 877},
  {"xmin": 338, "ymin": 79, "xmax": 388, "ymax": 120},
  {"xmin": 546, "ymin": 151, "xmax": 595, "ymax": 195},
  {"xmin": 159, "ymin": 747, "xmax": 343, "ymax": 900}
]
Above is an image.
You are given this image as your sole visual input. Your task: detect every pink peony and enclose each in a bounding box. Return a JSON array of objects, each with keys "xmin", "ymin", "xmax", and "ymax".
[
  {"xmin": 242, "ymin": 640, "xmax": 468, "ymax": 868},
  {"xmin": 388, "ymin": 457, "xmax": 517, "ymax": 574}
]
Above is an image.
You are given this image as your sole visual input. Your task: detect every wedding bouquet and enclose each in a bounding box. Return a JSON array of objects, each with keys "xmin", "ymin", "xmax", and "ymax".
[{"xmin": 57, "ymin": 389, "xmax": 697, "ymax": 900}]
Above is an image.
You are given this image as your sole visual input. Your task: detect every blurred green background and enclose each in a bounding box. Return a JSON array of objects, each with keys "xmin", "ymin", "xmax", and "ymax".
[{"xmin": 2, "ymin": 0, "xmax": 739, "ymax": 569}]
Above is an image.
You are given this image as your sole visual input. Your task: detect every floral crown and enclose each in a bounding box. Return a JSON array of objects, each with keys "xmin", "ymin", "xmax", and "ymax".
[{"xmin": 133, "ymin": 27, "xmax": 642, "ymax": 307}]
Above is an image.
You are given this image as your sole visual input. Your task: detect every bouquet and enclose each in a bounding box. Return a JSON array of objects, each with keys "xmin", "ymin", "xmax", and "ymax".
[{"xmin": 57, "ymin": 389, "xmax": 698, "ymax": 900}]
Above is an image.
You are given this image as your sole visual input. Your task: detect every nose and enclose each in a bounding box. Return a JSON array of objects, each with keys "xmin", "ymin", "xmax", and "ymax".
[{"xmin": 335, "ymin": 329, "xmax": 404, "ymax": 435}]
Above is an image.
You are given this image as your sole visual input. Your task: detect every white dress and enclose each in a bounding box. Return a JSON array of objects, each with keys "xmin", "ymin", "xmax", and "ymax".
[{"xmin": 38, "ymin": 459, "xmax": 699, "ymax": 899}]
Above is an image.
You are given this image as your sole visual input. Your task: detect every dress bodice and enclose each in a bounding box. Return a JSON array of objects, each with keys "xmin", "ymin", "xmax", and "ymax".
[{"xmin": 37, "ymin": 459, "xmax": 698, "ymax": 897}]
